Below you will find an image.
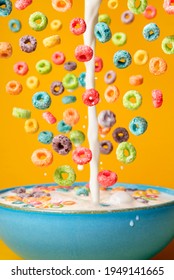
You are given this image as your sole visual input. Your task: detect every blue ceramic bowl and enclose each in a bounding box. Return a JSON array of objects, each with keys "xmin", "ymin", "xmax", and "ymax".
[{"xmin": 0, "ymin": 183, "xmax": 174, "ymax": 260}]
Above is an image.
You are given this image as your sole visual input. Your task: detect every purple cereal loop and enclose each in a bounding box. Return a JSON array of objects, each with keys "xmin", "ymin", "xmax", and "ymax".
[
  {"xmin": 104, "ymin": 70, "xmax": 116, "ymax": 84},
  {"xmin": 98, "ymin": 110, "xmax": 116, "ymax": 128},
  {"xmin": 19, "ymin": 35, "xmax": 37, "ymax": 53},
  {"xmin": 112, "ymin": 127, "xmax": 129, "ymax": 143},
  {"xmin": 50, "ymin": 81, "xmax": 64, "ymax": 96},
  {"xmin": 64, "ymin": 61, "xmax": 77, "ymax": 71},
  {"xmin": 52, "ymin": 135, "xmax": 72, "ymax": 155},
  {"xmin": 100, "ymin": 140, "xmax": 113, "ymax": 154},
  {"xmin": 121, "ymin": 10, "xmax": 134, "ymax": 24}
]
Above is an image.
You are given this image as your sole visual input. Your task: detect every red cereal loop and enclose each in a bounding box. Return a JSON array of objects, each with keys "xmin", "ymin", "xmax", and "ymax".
[
  {"xmin": 82, "ymin": 88, "xmax": 100, "ymax": 106},
  {"xmin": 152, "ymin": 89, "xmax": 163, "ymax": 108},
  {"xmin": 98, "ymin": 170, "xmax": 118, "ymax": 188},
  {"xmin": 143, "ymin": 5, "xmax": 157, "ymax": 19},
  {"xmin": 42, "ymin": 112, "xmax": 57, "ymax": 124},
  {"xmin": 15, "ymin": 0, "xmax": 32, "ymax": 10},
  {"xmin": 75, "ymin": 45, "xmax": 93, "ymax": 62},
  {"xmin": 52, "ymin": 51, "xmax": 66, "ymax": 65},
  {"xmin": 95, "ymin": 56, "xmax": 103, "ymax": 72},
  {"xmin": 72, "ymin": 147, "xmax": 92, "ymax": 165},
  {"xmin": 13, "ymin": 61, "xmax": 29, "ymax": 75},
  {"xmin": 52, "ymin": 0, "xmax": 73, "ymax": 12},
  {"xmin": 70, "ymin": 18, "xmax": 86, "ymax": 35}
]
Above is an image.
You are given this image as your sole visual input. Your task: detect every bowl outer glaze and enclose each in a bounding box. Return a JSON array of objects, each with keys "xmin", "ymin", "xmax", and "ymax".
[{"xmin": 0, "ymin": 183, "xmax": 174, "ymax": 260}]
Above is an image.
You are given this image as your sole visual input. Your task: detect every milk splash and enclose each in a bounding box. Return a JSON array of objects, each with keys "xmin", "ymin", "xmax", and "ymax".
[{"xmin": 84, "ymin": 0, "xmax": 102, "ymax": 204}]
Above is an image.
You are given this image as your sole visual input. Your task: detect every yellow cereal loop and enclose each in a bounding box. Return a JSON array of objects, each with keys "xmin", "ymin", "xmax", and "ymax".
[
  {"xmin": 43, "ymin": 35, "xmax": 61, "ymax": 48},
  {"xmin": 50, "ymin": 19, "xmax": 62, "ymax": 31},
  {"xmin": 108, "ymin": 0, "xmax": 118, "ymax": 9},
  {"xmin": 133, "ymin": 50, "xmax": 148, "ymax": 65},
  {"xmin": 26, "ymin": 76, "xmax": 40, "ymax": 89},
  {"xmin": 24, "ymin": 119, "xmax": 39, "ymax": 133}
]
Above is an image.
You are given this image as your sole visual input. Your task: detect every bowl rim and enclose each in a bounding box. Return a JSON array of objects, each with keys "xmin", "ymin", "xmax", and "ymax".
[{"xmin": 0, "ymin": 182, "xmax": 174, "ymax": 214}]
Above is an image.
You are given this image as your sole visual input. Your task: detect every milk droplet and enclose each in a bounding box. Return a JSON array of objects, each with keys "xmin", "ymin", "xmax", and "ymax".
[
  {"xmin": 82, "ymin": 125, "xmax": 86, "ymax": 129},
  {"xmin": 129, "ymin": 220, "xmax": 134, "ymax": 227},
  {"xmin": 77, "ymin": 165, "xmax": 84, "ymax": 171},
  {"xmin": 136, "ymin": 215, "xmax": 140, "ymax": 221},
  {"xmin": 44, "ymin": 172, "xmax": 47, "ymax": 176},
  {"xmin": 100, "ymin": 161, "xmax": 103, "ymax": 165},
  {"xmin": 95, "ymin": 76, "xmax": 98, "ymax": 80},
  {"xmin": 120, "ymin": 166, "xmax": 124, "ymax": 170}
]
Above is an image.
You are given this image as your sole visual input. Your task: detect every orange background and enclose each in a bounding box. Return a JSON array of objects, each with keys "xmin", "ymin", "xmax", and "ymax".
[{"xmin": 0, "ymin": 0, "xmax": 174, "ymax": 259}]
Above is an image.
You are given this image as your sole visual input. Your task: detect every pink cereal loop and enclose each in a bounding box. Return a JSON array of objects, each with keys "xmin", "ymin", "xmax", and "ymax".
[
  {"xmin": 104, "ymin": 85, "xmax": 120, "ymax": 103},
  {"xmin": 14, "ymin": 61, "xmax": 29, "ymax": 75},
  {"xmin": 70, "ymin": 18, "xmax": 86, "ymax": 35},
  {"xmin": 52, "ymin": 0, "xmax": 73, "ymax": 12},
  {"xmin": 98, "ymin": 170, "xmax": 118, "ymax": 188},
  {"xmin": 152, "ymin": 89, "xmax": 163, "ymax": 108},
  {"xmin": 42, "ymin": 112, "xmax": 57, "ymax": 124},
  {"xmin": 31, "ymin": 148, "xmax": 53, "ymax": 167},
  {"xmin": 149, "ymin": 57, "xmax": 167, "ymax": 75},
  {"xmin": 15, "ymin": 0, "xmax": 32, "ymax": 10},
  {"xmin": 72, "ymin": 147, "xmax": 92, "ymax": 165},
  {"xmin": 52, "ymin": 51, "xmax": 66, "ymax": 65},
  {"xmin": 163, "ymin": 0, "xmax": 174, "ymax": 14},
  {"xmin": 95, "ymin": 56, "xmax": 103, "ymax": 72},
  {"xmin": 75, "ymin": 45, "xmax": 93, "ymax": 62}
]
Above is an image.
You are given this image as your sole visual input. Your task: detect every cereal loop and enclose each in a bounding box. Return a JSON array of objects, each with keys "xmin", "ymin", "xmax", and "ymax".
[
  {"xmin": 104, "ymin": 85, "xmax": 120, "ymax": 103},
  {"xmin": 108, "ymin": 0, "xmax": 118, "ymax": 10},
  {"xmin": 72, "ymin": 147, "xmax": 92, "ymax": 165},
  {"xmin": 50, "ymin": 19, "xmax": 62, "ymax": 31},
  {"xmin": 19, "ymin": 35, "xmax": 37, "ymax": 53},
  {"xmin": 104, "ymin": 70, "xmax": 116, "ymax": 84},
  {"xmin": 52, "ymin": 51, "xmax": 65, "ymax": 65},
  {"xmin": 127, "ymin": 0, "xmax": 147, "ymax": 14},
  {"xmin": 149, "ymin": 57, "xmax": 167, "ymax": 75},
  {"xmin": 129, "ymin": 117, "xmax": 148, "ymax": 136},
  {"xmin": 100, "ymin": 140, "xmax": 113, "ymax": 155},
  {"xmin": 112, "ymin": 127, "xmax": 129, "ymax": 143},
  {"xmin": 0, "ymin": 42, "xmax": 12, "ymax": 58},
  {"xmin": 63, "ymin": 108, "xmax": 80, "ymax": 126},
  {"xmin": 52, "ymin": 0, "xmax": 73, "ymax": 12},
  {"xmin": 42, "ymin": 112, "xmax": 57, "ymax": 124},
  {"xmin": 43, "ymin": 35, "xmax": 61, "ymax": 48},
  {"xmin": 12, "ymin": 107, "xmax": 31, "ymax": 118},
  {"xmin": 129, "ymin": 75, "xmax": 143, "ymax": 86},
  {"xmin": 75, "ymin": 45, "xmax": 93, "ymax": 62},
  {"xmin": 70, "ymin": 18, "xmax": 86, "ymax": 35},
  {"xmin": 143, "ymin": 5, "xmax": 157, "ymax": 19},
  {"xmin": 26, "ymin": 76, "xmax": 39, "ymax": 89},
  {"xmin": 31, "ymin": 148, "xmax": 53, "ymax": 167},
  {"xmin": 133, "ymin": 50, "xmax": 148, "ymax": 65},
  {"xmin": 6, "ymin": 80, "xmax": 22, "ymax": 95},
  {"xmin": 116, "ymin": 142, "xmax": 136, "ymax": 164},
  {"xmin": 0, "ymin": 0, "xmax": 12, "ymax": 16},
  {"xmin": 29, "ymin": 12, "xmax": 48, "ymax": 31},
  {"xmin": 82, "ymin": 88, "xmax": 100, "ymax": 106},
  {"xmin": 152, "ymin": 89, "xmax": 163, "ymax": 108},
  {"xmin": 112, "ymin": 32, "xmax": 127, "ymax": 46},
  {"xmin": 8, "ymin": 19, "xmax": 21, "ymax": 32},
  {"xmin": 162, "ymin": 35, "xmax": 174, "ymax": 54},
  {"xmin": 163, "ymin": 0, "xmax": 174, "ymax": 14},
  {"xmin": 24, "ymin": 119, "xmax": 39, "ymax": 133},
  {"xmin": 15, "ymin": 0, "xmax": 32, "ymax": 10},
  {"xmin": 14, "ymin": 61, "xmax": 29, "ymax": 75},
  {"xmin": 123, "ymin": 90, "xmax": 142, "ymax": 110},
  {"xmin": 95, "ymin": 56, "xmax": 103, "ymax": 72},
  {"xmin": 98, "ymin": 170, "xmax": 118, "ymax": 187},
  {"xmin": 54, "ymin": 165, "xmax": 76, "ymax": 186}
]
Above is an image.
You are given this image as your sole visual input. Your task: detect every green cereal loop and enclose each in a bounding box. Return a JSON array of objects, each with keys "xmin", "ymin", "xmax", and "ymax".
[
  {"xmin": 123, "ymin": 90, "xmax": 142, "ymax": 110},
  {"xmin": 98, "ymin": 14, "xmax": 111, "ymax": 26},
  {"xmin": 127, "ymin": 0, "xmax": 147, "ymax": 14},
  {"xmin": 62, "ymin": 74, "xmax": 79, "ymax": 90},
  {"xmin": 29, "ymin": 12, "xmax": 48, "ymax": 31},
  {"xmin": 116, "ymin": 142, "xmax": 136, "ymax": 164},
  {"xmin": 70, "ymin": 130, "xmax": 85, "ymax": 146},
  {"xmin": 54, "ymin": 165, "xmax": 76, "ymax": 186},
  {"xmin": 36, "ymin": 60, "xmax": 52, "ymax": 74},
  {"xmin": 162, "ymin": 35, "xmax": 174, "ymax": 54},
  {"xmin": 112, "ymin": 32, "xmax": 127, "ymax": 46},
  {"xmin": 12, "ymin": 107, "xmax": 31, "ymax": 118}
]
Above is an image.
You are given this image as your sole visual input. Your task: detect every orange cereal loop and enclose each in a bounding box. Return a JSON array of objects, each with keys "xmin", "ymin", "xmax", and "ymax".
[
  {"xmin": 0, "ymin": 42, "xmax": 12, "ymax": 58},
  {"xmin": 24, "ymin": 119, "xmax": 39, "ymax": 133},
  {"xmin": 104, "ymin": 85, "xmax": 120, "ymax": 103},
  {"xmin": 63, "ymin": 108, "xmax": 80, "ymax": 126},
  {"xmin": 129, "ymin": 75, "xmax": 144, "ymax": 86},
  {"xmin": 31, "ymin": 148, "xmax": 53, "ymax": 167},
  {"xmin": 63, "ymin": 200, "xmax": 76, "ymax": 205},
  {"xmin": 52, "ymin": 0, "xmax": 72, "ymax": 12},
  {"xmin": 149, "ymin": 57, "xmax": 167, "ymax": 75},
  {"xmin": 98, "ymin": 124, "xmax": 111, "ymax": 137},
  {"xmin": 6, "ymin": 80, "xmax": 23, "ymax": 95}
]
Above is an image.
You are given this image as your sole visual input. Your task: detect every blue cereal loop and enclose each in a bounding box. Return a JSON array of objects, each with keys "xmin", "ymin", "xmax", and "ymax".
[
  {"xmin": 143, "ymin": 23, "xmax": 160, "ymax": 41},
  {"xmin": 0, "ymin": 0, "xmax": 12, "ymax": 16},
  {"xmin": 38, "ymin": 131, "xmax": 54, "ymax": 144},
  {"xmin": 75, "ymin": 187, "xmax": 89, "ymax": 196},
  {"xmin": 8, "ymin": 19, "xmax": 21, "ymax": 32},
  {"xmin": 32, "ymin": 91, "xmax": 51, "ymax": 110},
  {"xmin": 57, "ymin": 120, "xmax": 72, "ymax": 133},
  {"xmin": 113, "ymin": 50, "xmax": 132, "ymax": 69},
  {"xmin": 94, "ymin": 22, "xmax": 112, "ymax": 43},
  {"xmin": 129, "ymin": 116, "xmax": 148, "ymax": 136},
  {"xmin": 78, "ymin": 72, "xmax": 86, "ymax": 87},
  {"xmin": 62, "ymin": 95, "xmax": 77, "ymax": 104}
]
